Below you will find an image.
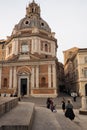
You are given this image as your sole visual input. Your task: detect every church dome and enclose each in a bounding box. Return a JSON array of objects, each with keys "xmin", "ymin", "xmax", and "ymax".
[{"xmin": 12, "ymin": 0, "xmax": 51, "ymax": 34}]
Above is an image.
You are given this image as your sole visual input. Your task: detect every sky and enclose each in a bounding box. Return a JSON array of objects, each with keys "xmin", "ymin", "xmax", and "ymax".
[{"xmin": 0, "ymin": 0, "xmax": 87, "ymax": 63}]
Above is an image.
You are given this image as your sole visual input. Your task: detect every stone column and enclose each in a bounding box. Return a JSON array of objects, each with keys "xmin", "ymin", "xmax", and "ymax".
[
  {"xmin": 31, "ymin": 67, "xmax": 34, "ymax": 88},
  {"xmin": 27, "ymin": 77, "xmax": 29, "ymax": 96},
  {"xmin": 32, "ymin": 38, "xmax": 34, "ymax": 54},
  {"xmin": 81, "ymin": 96, "xmax": 87, "ymax": 110},
  {"xmin": 34, "ymin": 39, "xmax": 38, "ymax": 52},
  {"xmin": 79, "ymin": 84, "xmax": 87, "ymax": 114},
  {"xmin": 51, "ymin": 43, "xmax": 54, "ymax": 56},
  {"xmin": 6, "ymin": 46, "xmax": 9, "ymax": 58},
  {"xmin": 48, "ymin": 64, "xmax": 51, "ymax": 88},
  {"xmin": 13, "ymin": 67, "xmax": 17, "ymax": 89},
  {"xmin": 36, "ymin": 66, "xmax": 39, "ymax": 88},
  {"xmin": 51, "ymin": 43, "xmax": 56, "ymax": 57},
  {"xmin": 81, "ymin": 85, "xmax": 87, "ymax": 109},
  {"xmin": 9, "ymin": 67, "xmax": 12, "ymax": 88},
  {"xmin": 18, "ymin": 77, "xmax": 21, "ymax": 97},
  {"xmin": 38, "ymin": 39, "xmax": 41, "ymax": 54},
  {"xmin": 0, "ymin": 67, "xmax": 2, "ymax": 89},
  {"xmin": 15, "ymin": 39, "xmax": 18, "ymax": 55},
  {"xmin": 12, "ymin": 42, "xmax": 15, "ymax": 54}
]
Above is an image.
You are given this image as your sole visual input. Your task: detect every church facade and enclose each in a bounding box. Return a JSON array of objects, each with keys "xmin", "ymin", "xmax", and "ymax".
[{"xmin": 0, "ymin": 1, "xmax": 58, "ymax": 97}]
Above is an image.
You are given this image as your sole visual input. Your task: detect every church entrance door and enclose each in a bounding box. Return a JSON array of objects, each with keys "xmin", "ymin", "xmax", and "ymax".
[
  {"xmin": 21, "ymin": 78, "xmax": 27, "ymax": 96},
  {"xmin": 85, "ymin": 84, "xmax": 87, "ymax": 96}
]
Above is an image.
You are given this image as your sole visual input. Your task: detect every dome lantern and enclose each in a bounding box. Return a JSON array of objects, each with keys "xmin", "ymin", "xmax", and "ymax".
[{"xmin": 26, "ymin": 0, "xmax": 40, "ymax": 18}]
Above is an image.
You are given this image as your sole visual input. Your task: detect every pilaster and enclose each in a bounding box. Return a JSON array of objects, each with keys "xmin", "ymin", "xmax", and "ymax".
[
  {"xmin": 48, "ymin": 64, "xmax": 51, "ymax": 88},
  {"xmin": 31, "ymin": 66, "xmax": 34, "ymax": 88},
  {"xmin": 13, "ymin": 67, "xmax": 17, "ymax": 89},
  {"xmin": 0, "ymin": 67, "xmax": 2, "ymax": 89},
  {"xmin": 52, "ymin": 64, "xmax": 56, "ymax": 88},
  {"xmin": 36, "ymin": 65, "xmax": 39, "ymax": 88},
  {"xmin": 9, "ymin": 67, "xmax": 12, "ymax": 88}
]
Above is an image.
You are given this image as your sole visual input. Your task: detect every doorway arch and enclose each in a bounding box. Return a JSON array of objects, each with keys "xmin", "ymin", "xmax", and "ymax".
[
  {"xmin": 18, "ymin": 75, "xmax": 29, "ymax": 97},
  {"xmin": 17, "ymin": 66, "xmax": 31, "ymax": 97}
]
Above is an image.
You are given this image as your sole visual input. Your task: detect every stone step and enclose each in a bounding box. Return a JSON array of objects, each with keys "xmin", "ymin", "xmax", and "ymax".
[
  {"xmin": 0, "ymin": 102, "xmax": 35, "ymax": 130},
  {"xmin": 31, "ymin": 107, "xmax": 82, "ymax": 130},
  {"xmin": 55, "ymin": 110, "xmax": 81, "ymax": 130},
  {"xmin": 31, "ymin": 107, "xmax": 61, "ymax": 130}
]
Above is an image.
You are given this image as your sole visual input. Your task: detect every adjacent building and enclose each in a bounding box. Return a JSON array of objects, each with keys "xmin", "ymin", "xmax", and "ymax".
[
  {"xmin": 63, "ymin": 47, "xmax": 87, "ymax": 96},
  {"xmin": 57, "ymin": 62, "xmax": 65, "ymax": 93}
]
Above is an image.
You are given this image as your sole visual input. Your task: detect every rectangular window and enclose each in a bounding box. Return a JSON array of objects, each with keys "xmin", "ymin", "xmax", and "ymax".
[
  {"xmin": 8, "ymin": 46, "xmax": 12, "ymax": 54},
  {"xmin": 84, "ymin": 69, "xmax": 87, "ymax": 77},
  {"xmin": 84, "ymin": 57, "xmax": 87, "ymax": 63},
  {"xmin": 21, "ymin": 44, "xmax": 28, "ymax": 53},
  {"xmin": 4, "ymin": 78, "xmax": 7, "ymax": 87}
]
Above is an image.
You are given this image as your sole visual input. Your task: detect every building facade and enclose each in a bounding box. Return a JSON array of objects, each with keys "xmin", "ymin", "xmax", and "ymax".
[
  {"xmin": 63, "ymin": 47, "xmax": 87, "ymax": 96},
  {"xmin": 0, "ymin": 1, "xmax": 58, "ymax": 97},
  {"xmin": 57, "ymin": 62, "xmax": 65, "ymax": 93}
]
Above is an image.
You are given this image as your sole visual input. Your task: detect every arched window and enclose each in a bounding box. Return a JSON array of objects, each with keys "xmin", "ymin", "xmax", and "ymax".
[
  {"xmin": 85, "ymin": 84, "xmax": 87, "ymax": 96},
  {"xmin": 32, "ymin": 8, "xmax": 34, "ymax": 13},
  {"xmin": 45, "ymin": 44, "xmax": 48, "ymax": 52},
  {"xmin": 41, "ymin": 43, "xmax": 43, "ymax": 51}
]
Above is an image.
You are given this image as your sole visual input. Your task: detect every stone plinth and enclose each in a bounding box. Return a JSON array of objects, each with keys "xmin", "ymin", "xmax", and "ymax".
[
  {"xmin": 79, "ymin": 109, "xmax": 87, "ymax": 115},
  {"xmin": 79, "ymin": 96, "xmax": 87, "ymax": 115}
]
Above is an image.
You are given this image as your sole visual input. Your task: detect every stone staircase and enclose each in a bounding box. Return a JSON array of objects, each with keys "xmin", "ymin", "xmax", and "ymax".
[
  {"xmin": 31, "ymin": 107, "xmax": 81, "ymax": 130},
  {"xmin": 31, "ymin": 107, "xmax": 61, "ymax": 130},
  {"xmin": 0, "ymin": 97, "xmax": 82, "ymax": 130}
]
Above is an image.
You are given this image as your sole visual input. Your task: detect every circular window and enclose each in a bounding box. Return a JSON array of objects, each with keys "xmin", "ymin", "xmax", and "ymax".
[
  {"xmin": 41, "ymin": 23, "xmax": 44, "ymax": 26},
  {"xmin": 24, "ymin": 20, "xmax": 30, "ymax": 25},
  {"xmin": 25, "ymin": 21, "xmax": 29, "ymax": 24}
]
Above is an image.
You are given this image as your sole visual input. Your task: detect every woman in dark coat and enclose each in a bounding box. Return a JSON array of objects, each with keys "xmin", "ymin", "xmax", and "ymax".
[
  {"xmin": 65, "ymin": 100, "xmax": 75, "ymax": 120},
  {"xmin": 46, "ymin": 97, "xmax": 51, "ymax": 109},
  {"xmin": 62, "ymin": 100, "xmax": 65, "ymax": 112}
]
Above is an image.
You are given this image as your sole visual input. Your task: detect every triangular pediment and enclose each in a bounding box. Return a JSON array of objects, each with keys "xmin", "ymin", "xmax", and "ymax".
[{"xmin": 4, "ymin": 52, "xmax": 40, "ymax": 62}]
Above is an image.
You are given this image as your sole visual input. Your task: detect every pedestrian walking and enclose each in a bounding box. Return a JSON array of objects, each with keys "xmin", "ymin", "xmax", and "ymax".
[
  {"xmin": 71, "ymin": 91, "xmax": 77, "ymax": 102},
  {"xmin": 61, "ymin": 100, "xmax": 65, "ymax": 112},
  {"xmin": 65, "ymin": 100, "xmax": 75, "ymax": 120},
  {"xmin": 46, "ymin": 97, "xmax": 51, "ymax": 109},
  {"xmin": 50, "ymin": 98, "xmax": 57, "ymax": 112}
]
